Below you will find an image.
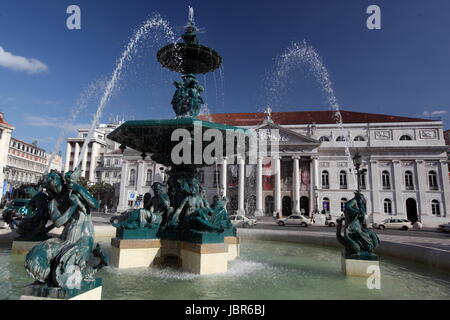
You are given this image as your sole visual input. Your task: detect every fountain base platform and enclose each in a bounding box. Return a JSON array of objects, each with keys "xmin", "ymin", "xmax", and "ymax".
[
  {"xmin": 341, "ymin": 252, "xmax": 380, "ymax": 278},
  {"xmin": 110, "ymin": 236, "xmax": 240, "ymax": 274},
  {"xmin": 20, "ymin": 279, "xmax": 102, "ymax": 300}
]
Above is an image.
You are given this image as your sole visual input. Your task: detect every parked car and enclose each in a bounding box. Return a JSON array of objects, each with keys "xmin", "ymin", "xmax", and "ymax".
[
  {"xmin": 277, "ymin": 215, "xmax": 313, "ymax": 227},
  {"xmin": 373, "ymin": 218, "xmax": 412, "ymax": 230},
  {"xmin": 325, "ymin": 216, "xmax": 337, "ymax": 227},
  {"xmin": 229, "ymin": 215, "xmax": 257, "ymax": 228},
  {"xmin": 437, "ymin": 222, "xmax": 450, "ymax": 233},
  {"xmin": 2, "ymin": 199, "xmax": 31, "ymax": 221}
]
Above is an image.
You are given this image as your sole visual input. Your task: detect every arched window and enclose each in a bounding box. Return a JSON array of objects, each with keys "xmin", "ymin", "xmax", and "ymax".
[
  {"xmin": 339, "ymin": 170, "xmax": 347, "ymax": 189},
  {"xmin": 319, "ymin": 136, "xmax": 330, "ymax": 142},
  {"xmin": 340, "ymin": 198, "xmax": 347, "ymax": 213},
  {"xmin": 400, "ymin": 135, "xmax": 412, "ymax": 141},
  {"xmin": 322, "ymin": 197, "xmax": 330, "ymax": 213},
  {"xmin": 404, "ymin": 171, "xmax": 414, "ymax": 190},
  {"xmin": 353, "ymin": 136, "xmax": 365, "ymax": 141},
  {"xmin": 431, "ymin": 200, "xmax": 441, "ymax": 216},
  {"xmin": 146, "ymin": 169, "xmax": 153, "ymax": 186},
  {"xmin": 336, "ymin": 136, "xmax": 346, "ymax": 142},
  {"xmin": 384, "ymin": 199, "xmax": 392, "ymax": 214},
  {"xmin": 359, "ymin": 169, "xmax": 367, "ymax": 190},
  {"xmin": 321, "ymin": 170, "xmax": 329, "ymax": 189},
  {"xmin": 428, "ymin": 171, "xmax": 438, "ymax": 190},
  {"xmin": 382, "ymin": 171, "xmax": 391, "ymax": 189},
  {"xmin": 129, "ymin": 169, "xmax": 136, "ymax": 186}
]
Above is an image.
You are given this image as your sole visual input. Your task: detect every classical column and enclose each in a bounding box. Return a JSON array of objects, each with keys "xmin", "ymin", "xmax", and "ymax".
[
  {"xmin": 64, "ymin": 142, "xmax": 71, "ymax": 172},
  {"xmin": 310, "ymin": 156, "xmax": 319, "ymax": 214},
  {"xmin": 369, "ymin": 160, "xmax": 381, "ymax": 222},
  {"xmin": 292, "ymin": 156, "xmax": 300, "ymax": 214},
  {"xmin": 136, "ymin": 160, "xmax": 145, "ymax": 201},
  {"xmin": 236, "ymin": 156, "xmax": 246, "ymax": 215},
  {"xmin": 117, "ymin": 159, "xmax": 129, "ymax": 212},
  {"xmin": 392, "ymin": 160, "xmax": 404, "ymax": 216},
  {"xmin": 273, "ymin": 155, "xmax": 281, "ymax": 216},
  {"xmin": 89, "ymin": 142, "xmax": 98, "ymax": 182},
  {"xmin": 415, "ymin": 160, "xmax": 428, "ymax": 217},
  {"xmin": 220, "ymin": 157, "xmax": 227, "ymax": 197},
  {"xmin": 81, "ymin": 144, "xmax": 88, "ymax": 179},
  {"xmin": 255, "ymin": 156, "xmax": 263, "ymax": 216},
  {"xmin": 73, "ymin": 142, "xmax": 80, "ymax": 170},
  {"xmin": 439, "ymin": 160, "xmax": 450, "ymax": 218}
]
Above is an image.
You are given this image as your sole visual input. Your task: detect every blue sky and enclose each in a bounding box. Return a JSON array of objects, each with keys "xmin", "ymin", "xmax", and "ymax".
[{"xmin": 0, "ymin": 0, "xmax": 449, "ymax": 154}]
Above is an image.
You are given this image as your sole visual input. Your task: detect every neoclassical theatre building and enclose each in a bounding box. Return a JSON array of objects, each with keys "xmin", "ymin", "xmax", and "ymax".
[{"xmin": 116, "ymin": 110, "xmax": 449, "ymax": 227}]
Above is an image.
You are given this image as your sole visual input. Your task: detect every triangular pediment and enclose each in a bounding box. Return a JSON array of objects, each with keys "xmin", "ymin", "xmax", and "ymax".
[{"xmin": 253, "ymin": 120, "xmax": 320, "ymax": 146}]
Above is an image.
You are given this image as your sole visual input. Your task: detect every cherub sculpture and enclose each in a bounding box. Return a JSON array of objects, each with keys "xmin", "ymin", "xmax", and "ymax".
[{"xmin": 171, "ymin": 73, "xmax": 204, "ymax": 117}]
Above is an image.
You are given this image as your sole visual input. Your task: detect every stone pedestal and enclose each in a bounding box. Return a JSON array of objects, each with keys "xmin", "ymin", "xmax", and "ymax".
[
  {"xmin": 224, "ymin": 236, "xmax": 240, "ymax": 260},
  {"xmin": 20, "ymin": 279, "xmax": 102, "ymax": 300},
  {"xmin": 110, "ymin": 238, "xmax": 161, "ymax": 269},
  {"xmin": 180, "ymin": 242, "xmax": 229, "ymax": 274},
  {"xmin": 341, "ymin": 255, "xmax": 380, "ymax": 278},
  {"xmin": 11, "ymin": 240, "xmax": 41, "ymax": 254}
]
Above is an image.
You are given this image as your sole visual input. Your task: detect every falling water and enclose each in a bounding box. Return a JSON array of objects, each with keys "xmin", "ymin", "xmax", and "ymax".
[
  {"xmin": 45, "ymin": 79, "xmax": 106, "ymax": 173},
  {"xmin": 266, "ymin": 40, "xmax": 357, "ymax": 183},
  {"xmin": 75, "ymin": 14, "xmax": 177, "ymax": 170}
]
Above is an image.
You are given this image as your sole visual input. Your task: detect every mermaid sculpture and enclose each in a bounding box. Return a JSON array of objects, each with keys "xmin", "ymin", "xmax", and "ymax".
[
  {"xmin": 24, "ymin": 169, "xmax": 107, "ymax": 292},
  {"xmin": 336, "ymin": 191, "xmax": 380, "ymax": 260}
]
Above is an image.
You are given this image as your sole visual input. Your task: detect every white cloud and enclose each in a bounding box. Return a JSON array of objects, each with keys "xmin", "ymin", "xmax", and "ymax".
[
  {"xmin": 422, "ymin": 110, "xmax": 448, "ymax": 117},
  {"xmin": 24, "ymin": 114, "xmax": 88, "ymax": 132},
  {"xmin": 0, "ymin": 46, "xmax": 48, "ymax": 74}
]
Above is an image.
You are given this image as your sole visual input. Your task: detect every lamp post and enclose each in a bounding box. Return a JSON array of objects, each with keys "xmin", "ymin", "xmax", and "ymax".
[
  {"xmin": 313, "ymin": 185, "xmax": 319, "ymax": 215},
  {"xmin": 352, "ymin": 151, "xmax": 362, "ymax": 193}
]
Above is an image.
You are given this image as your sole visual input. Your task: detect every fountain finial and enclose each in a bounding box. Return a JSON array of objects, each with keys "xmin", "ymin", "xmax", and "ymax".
[{"xmin": 188, "ymin": 6, "xmax": 194, "ymax": 25}]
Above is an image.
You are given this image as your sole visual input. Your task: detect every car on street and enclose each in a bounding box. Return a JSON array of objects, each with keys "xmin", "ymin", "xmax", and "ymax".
[
  {"xmin": 229, "ymin": 215, "xmax": 257, "ymax": 228},
  {"xmin": 437, "ymin": 222, "xmax": 450, "ymax": 233},
  {"xmin": 325, "ymin": 216, "xmax": 338, "ymax": 227},
  {"xmin": 2, "ymin": 199, "xmax": 31, "ymax": 221},
  {"xmin": 277, "ymin": 214, "xmax": 313, "ymax": 227},
  {"xmin": 372, "ymin": 218, "xmax": 412, "ymax": 230}
]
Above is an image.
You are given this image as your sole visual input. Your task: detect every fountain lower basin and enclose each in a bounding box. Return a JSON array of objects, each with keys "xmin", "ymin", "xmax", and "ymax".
[{"xmin": 2, "ymin": 239, "xmax": 450, "ymax": 300}]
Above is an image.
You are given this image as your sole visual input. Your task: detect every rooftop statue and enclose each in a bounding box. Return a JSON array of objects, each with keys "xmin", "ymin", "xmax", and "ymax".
[
  {"xmin": 24, "ymin": 169, "xmax": 108, "ymax": 291},
  {"xmin": 336, "ymin": 191, "xmax": 380, "ymax": 260}
]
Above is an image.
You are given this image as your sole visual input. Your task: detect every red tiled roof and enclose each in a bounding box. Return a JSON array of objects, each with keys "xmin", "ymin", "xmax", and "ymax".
[{"xmin": 198, "ymin": 110, "xmax": 437, "ymax": 126}]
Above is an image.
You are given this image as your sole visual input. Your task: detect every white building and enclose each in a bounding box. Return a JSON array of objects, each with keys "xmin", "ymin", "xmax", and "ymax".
[
  {"xmin": 64, "ymin": 121, "xmax": 123, "ymax": 182},
  {"xmin": 115, "ymin": 110, "xmax": 449, "ymax": 227},
  {"xmin": 5, "ymin": 138, "xmax": 49, "ymax": 187},
  {"xmin": 0, "ymin": 112, "xmax": 15, "ymax": 196}
]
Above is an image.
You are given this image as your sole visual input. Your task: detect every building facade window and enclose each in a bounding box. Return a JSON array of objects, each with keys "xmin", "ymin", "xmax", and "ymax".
[
  {"xmin": 382, "ymin": 171, "xmax": 391, "ymax": 189},
  {"xmin": 359, "ymin": 169, "xmax": 367, "ymax": 189},
  {"xmin": 322, "ymin": 198, "xmax": 330, "ymax": 213},
  {"xmin": 336, "ymin": 136, "xmax": 346, "ymax": 142},
  {"xmin": 105, "ymin": 171, "xmax": 110, "ymax": 178},
  {"xmin": 428, "ymin": 171, "xmax": 438, "ymax": 190},
  {"xmin": 129, "ymin": 169, "xmax": 136, "ymax": 186},
  {"xmin": 319, "ymin": 136, "xmax": 330, "ymax": 142},
  {"xmin": 321, "ymin": 170, "xmax": 329, "ymax": 189},
  {"xmin": 340, "ymin": 198, "xmax": 347, "ymax": 213},
  {"xmin": 213, "ymin": 170, "xmax": 220, "ymax": 187},
  {"xmin": 384, "ymin": 199, "xmax": 392, "ymax": 214},
  {"xmin": 339, "ymin": 170, "xmax": 347, "ymax": 189},
  {"xmin": 400, "ymin": 135, "xmax": 412, "ymax": 141},
  {"xmin": 199, "ymin": 170, "xmax": 205, "ymax": 184},
  {"xmin": 405, "ymin": 171, "xmax": 414, "ymax": 190},
  {"xmin": 431, "ymin": 200, "xmax": 441, "ymax": 216},
  {"xmin": 353, "ymin": 136, "xmax": 365, "ymax": 141},
  {"xmin": 146, "ymin": 169, "xmax": 153, "ymax": 186}
]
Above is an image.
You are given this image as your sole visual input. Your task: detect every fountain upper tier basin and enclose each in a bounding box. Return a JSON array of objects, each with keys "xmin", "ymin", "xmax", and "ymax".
[
  {"xmin": 107, "ymin": 117, "xmax": 249, "ymax": 167},
  {"xmin": 157, "ymin": 43, "xmax": 222, "ymax": 74}
]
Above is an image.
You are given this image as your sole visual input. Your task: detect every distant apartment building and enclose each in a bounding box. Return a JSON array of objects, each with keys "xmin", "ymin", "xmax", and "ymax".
[
  {"xmin": 0, "ymin": 112, "xmax": 15, "ymax": 196},
  {"xmin": 4, "ymin": 138, "xmax": 60, "ymax": 189},
  {"xmin": 64, "ymin": 121, "xmax": 123, "ymax": 183}
]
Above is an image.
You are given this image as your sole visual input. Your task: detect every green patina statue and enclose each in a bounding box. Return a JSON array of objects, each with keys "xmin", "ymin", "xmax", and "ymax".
[
  {"xmin": 112, "ymin": 182, "xmax": 168, "ymax": 230},
  {"xmin": 24, "ymin": 169, "xmax": 108, "ymax": 291},
  {"xmin": 16, "ymin": 186, "xmax": 52, "ymax": 241},
  {"xmin": 336, "ymin": 191, "xmax": 380, "ymax": 260},
  {"xmin": 171, "ymin": 73, "xmax": 205, "ymax": 118}
]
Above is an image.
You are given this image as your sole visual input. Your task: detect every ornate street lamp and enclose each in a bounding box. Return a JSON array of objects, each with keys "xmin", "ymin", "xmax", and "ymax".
[{"xmin": 352, "ymin": 151, "xmax": 362, "ymax": 192}]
